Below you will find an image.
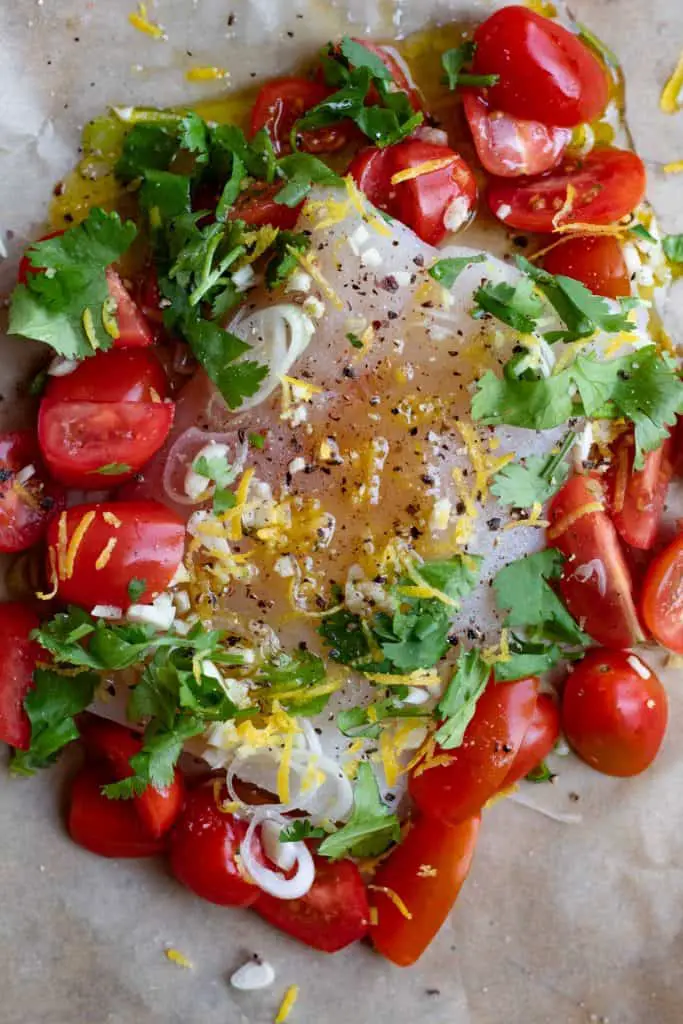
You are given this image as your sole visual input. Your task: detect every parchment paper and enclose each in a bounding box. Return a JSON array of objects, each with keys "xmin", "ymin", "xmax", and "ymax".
[{"xmin": 1, "ymin": 2, "xmax": 683, "ymax": 1023}]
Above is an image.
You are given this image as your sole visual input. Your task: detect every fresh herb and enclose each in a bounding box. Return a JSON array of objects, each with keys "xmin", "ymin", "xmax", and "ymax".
[
  {"xmin": 127, "ymin": 577, "xmax": 147, "ymax": 602},
  {"xmin": 279, "ymin": 820, "xmax": 327, "ymax": 843},
  {"xmin": 264, "ymin": 231, "xmax": 310, "ymax": 290},
  {"xmin": 346, "ymin": 332, "xmax": 364, "ymax": 349},
  {"xmin": 102, "ymin": 717, "xmax": 205, "ymax": 798},
  {"xmin": 491, "ymin": 431, "xmax": 575, "ymax": 508},
  {"xmin": 183, "ymin": 318, "xmax": 268, "ymax": 411},
  {"xmin": 140, "ymin": 170, "xmax": 192, "ymax": 220},
  {"xmin": 494, "ymin": 549, "xmax": 588, "ymax": 647},
  {"xmin": 576, "ymin": 23, "xmax": 619, "ymax": 68},
  {"xmin": 630, "ymin": 224, "xmax": 657, "ymax": 245},
  {"xmin": 93, "ymin": 462, "xmax": 133, "ymax": 475},
  {"xmin": 493, "ymin": 633, "xmax": 565, "ymax": 682},
  {"xmin": 193, "ymin": 451, "xmax": 239, "ymax": 489},
  {"xmin": 429, "ymin": 254, "xmax": 487, "ymax": 288},
  {"xmin": 473, "ymin": 276, "xmax": 545, "ymax": 333},
  {"xmin": 318, "ymin": 763, "xmax": 400, "ymax": 860},
  {"xmin": 9, "ymin": 208, "xmax": 137, "ymax": 359},
  {"xmin": 319, "ymin": 607, "xmax": 371, "ymax": 665},
  {"xmin": 274, "ymin": 154, "xmax": 343, "ymax": 206},
  {"xmin": 441, "ymin": 42, "xmax": 500, "ymax": 90},
  {"xmin": 663, "ymin": 234, "xmax": 683, "ymax": 263},
  {"xmin": 434, "ymin": 648, "xmax": 490, "ymax": 750},
  {"xmin": 252, "ymin": 649, "xmax": 330, "ymax": 716},
  {"xmin": 526, "ymin": 760, "xmax": 555, "ymax": 783},
  {"xmin": 248, "ymin": 432, "xmax": 266, "ymax": 449},
  {"xmin": 337, "ymin": 694, "xmax": 431, "ymax": 739},
  {"xmin": 10, "ymin": 668, "xmax": 99, "ymax": 775},
  {"xmin": 28, "ymin": 368, "xmax": 49, "ymax": 397}
]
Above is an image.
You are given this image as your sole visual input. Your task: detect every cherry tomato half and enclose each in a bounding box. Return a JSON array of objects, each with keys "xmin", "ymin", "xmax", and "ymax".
[
  {"xmin": 68, "ymin": 765, "xmax": 166, "ymax": 858},
  {"xmin": 169, "ymin": 781, "xmax": 258, "ymax": 907},
  {"xmin": 409, "ymin": 676, "xmax": 539, "ymax": 825},
  {"xmin": 547, "ymin": 474, "xmax": 644, "ymax": 648},
  {"xmin": 229, "ymin": 182, "xmax": 302, "ymax": 230},
  {"xmin": 463, "ymin": 91, "xmax": 571, "ymax": 178},
  {"xmin": 80, "ymin": 717, "xmax": 185, "ymax": 839},
  {"xmin": 45, "ymin": 348, "xmax": 169, "ymax": 405},
  {"xmin": 562, "ymin": 649, "xmax": 668, "ymax": 777},
  {"xmin": 255, "ymin": 856, "xmax": 370, "ymax": 953},
  {"xmin": 251, "ymin": 76, "xmax": 351, "ymax": 156},
  {"xmin": 472, "ymin": 6, "xmax": 609, "ymax": 127},
  {"xmin": 641, "ymin": 532, "xmax": 683, "ymax": 653},
  {"xmin": 45, "ymin": 501, "xmax": 185, "ymax": 611},
  {"xmin": 607, "ymin": 433, "xmax": 675, "ymax": 551},
  {"xmin": 503, "ymin": 693, "xmax": 561, "ymax": 786},
  {"xmin": 487, "ymin": 148, "xmax": 647, "ymax": 233},
  {"xmin": 371, "ymin": 815, "xmax": 480, "ymax": 967},
  {"xmin": 0, "ymin": 431, "xmax": 63, "ymax": 553},
  {"xmin": 350, "ymin": 139, "xmax": 477, "ymax": 245},
  {"xmin": 542, "ymin": 235, "xmax": 631, "ymax": 300},
  {"xmin": 0, "ymin": 602, "xmax": 41, "ymax": 750}
]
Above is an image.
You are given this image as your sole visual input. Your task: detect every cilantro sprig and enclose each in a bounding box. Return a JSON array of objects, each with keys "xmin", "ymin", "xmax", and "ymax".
[
  {"xmin": 318, "ymin": 763, "xmax": 400, "ymax": 860},
  {"xmin": 429, "ymin": 253, "xmax": 487, "ymax": 288},
  {"xmin": 337, "ymin": 693, "xmax": 431, "ymax": 739},
  {"xmin": 10, "ymin": 668, "xmax": 99, "ymax": 776},
  {"xmin": 434, "ymin": 648, "xmax": 490, "ymax": 750},
  {"xmin": 491, "ymin": 431, "xmax": 576, "ymax": 508},
  {"xmin": 279, "ymin": 820, "xmax": 327, "ymax": 843},
  {"xmin": 441, "ymin": 42, "xmax": 500, "ymax": 90},
  {"xmin": 663, "ymin": 234, "xmax": 683, "ymax": 263}
]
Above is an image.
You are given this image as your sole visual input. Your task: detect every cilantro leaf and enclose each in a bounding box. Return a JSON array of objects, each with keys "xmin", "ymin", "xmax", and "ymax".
[
  {"xmin": 279, "ymin": 820, "xmax": 327, "ymax": 843},
  {"xmin": 103, "ymin": 716, "xmax": 204, "ymax": 798},
  {"xmin": 193, "ymin": 451, "xmax": 239, "ymax": 490},
  {"xmin": 127, "ymin": 577, "xmax": 147, "ymax": 602},
  {"xmin": 248, "ymin": 432, "xmax": 266, "ymax": 449},
  {"xmin": 337, "ymin": 694, "xmax": 430, "ymax": 739},
  {"xmin": 253, "ymin": 649, "xmax": 330, "ymax": 715},
  {"xmin": 429, "ymin": 254, "xmax": 486, "ymax": 288},
  {"xmin": 339, "ymin": 37, "xmax": 392, "ymax": 79},
  {"xmin": 441, "ymin": 42, "xmax": 499, "ymax": 90},
  {"xmin": 183, "ymin": 317, "xmax": 268, "ymax": 410},
  {"xmin": 630, "ymin": 224, "xmax": 657, "ymax": 245},
  {"xmin": 434, "ymin": 648, "xmax": 490, "ymax": 750},
  {"xmin": 319, "ymin": 608, "xmax": 371, "ymax": 665},
  {"xmin": 93, "ymin": 461, "xmax": 133, "ymax": 475},
  {"xmin": 492, "ymin": 633, "xmax": 564, "ymax": 682},
  {"xmin": 274, "ymin": 154, "xmax": 344, "ymax": 206},
  {"xmin": 10, "ymin": 668, "xmax": 99, "ymax": 775},
  {"xmin": 265, "ymin": 231, "xmax": 310, "ymax": 290},
  {"xmin": 116, "ymin": 123, "xmax": 181, "ymax": 180},
  {"xmin": 8, "ymin": 208, "xmax": 137, "ymax": 359},
  {"xmin": 493, "ymin": 549, "xmax": 588, "ymax": 647},
  {"xmin": 318, "ymin": 763, "xmax": 400, "ymax": 859},
  {"xmin": 526, "ymin": 760, "xmax": 555, "ymax": 783},
  {"xmin": 139, "ymin": 170, "xmax": 192, "ymax": 219},
  {"xmin": 663, "ymin": 234, "xmax": 683, "ymax": 262},
  {"xmin": 473, "ymin": 277, "xmax": 544, "ymax": 333},
  {"xmin": 347, "ymin": 332, "xmax": 363, "ymax": 350},
  {"xmin": 472, "ymin": 367, "xmax": 574, "ymax": 431},
  {"xmin": 491, "ymin": 432, "xmax": 575, "ymax": 508}
]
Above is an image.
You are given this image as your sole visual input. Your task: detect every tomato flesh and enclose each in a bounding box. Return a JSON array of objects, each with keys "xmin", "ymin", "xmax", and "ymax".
[
  {"xmin": 371, "ymin": 815, "xmax": 480, "ymax": 966},
  {"xmin": 0, "ymin": 431, "xmax": 63, "ymax": 553},
  {"xmin": 472, "ymin": 6, "xmax": 609, "ymax": 127},
  {"xmin": 69, "ymin": 765, "xmax": 166, "ymax": 857},
  {"xmin": 409, "ymin": 675, "xmax": 539, "ymax": 825},
  {"xmin": 607, "ymin": 433, "xmax": 675, "ymax": 551},
  {"xmin": 229, "ymin": 182, "xmax": 302, "ymax": 230},
  {"xmin": 45, "ymin": 348, "xmax": 168, "ymax": 405},
  {"xmin": 255, "ymin": 856, "xmax": 370, "ymax": 953},
  {"xmin": 542, "ymin": 235, "xmax": 631, "ymax": 300},
  {"xmin": 45, "ymin": 500, "xmax": 185, "ymax": 610},
  {"xmin": 464, "ymin": 91, "xmax": 571, "ymax": 178},
  {"xmin": 562, "ymin": 649, "xmax": 668, "ymax": 777},
  {"xmin": 487, "ymin": 148, "xmax": 647, "ymax": 232},
  {"xmin": 251, "ymin": 76, "xmax": 351, "ymax": 155},
  {"xmin": 547, "ymin": 474, "xmax": 644, "ymax": 648},
  {"xmin": 169, "ymin": 781, "xmax": 258, "ymax": 907},
  {"xmin": 641, "ymin": 532, "xmax": 683, "ymax": 653},
  {"xmin": 105, "ymin": 269, "xmax": 154, "ymax": 348},
  {"xmin": 0, "ymin": 602, "xmax": 41, "ymax": 750},
  {"xmin": 503, "ymin": 693, "xmax": 560, "ymax": 785}
]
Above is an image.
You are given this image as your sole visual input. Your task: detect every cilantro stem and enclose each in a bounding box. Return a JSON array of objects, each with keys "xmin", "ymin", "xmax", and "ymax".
[
  {"xmin": 541, "ymin": 430, "xmax": 576, "ymax": 482},
  {"xmin": 113, "ymin": 106, "xmax": 184, "ymax": 127},
  {"xmin": 189, "ymin": 244, "xmax": 246, "ymax": 306}
]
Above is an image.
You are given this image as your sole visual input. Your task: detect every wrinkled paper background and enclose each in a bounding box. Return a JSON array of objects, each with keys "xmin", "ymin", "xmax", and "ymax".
[{"xmin": 1, "ymin": 2, "xmax": 682, "ymax": 1022}]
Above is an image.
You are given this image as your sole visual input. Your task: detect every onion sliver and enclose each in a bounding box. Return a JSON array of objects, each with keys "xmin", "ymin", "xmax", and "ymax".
[
  {"xmin": 241, "ymin": 810, "xmax": 315, "ymax": 900},
  {"xmin": 226, "ymin": 748, "xmax": 353, "ymax": 824},
  {"xmin": 229, "ymin": 304, "xmax": 315, "ymax": 412}
]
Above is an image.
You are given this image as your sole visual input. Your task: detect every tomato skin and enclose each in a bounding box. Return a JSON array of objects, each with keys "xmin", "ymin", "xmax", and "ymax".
[
  {"xmin": 0, "ymin": 603, "xmax": 41, "ymax": 750},
  {"xmin": 607, "ymin": 433, "xmax": 675, "ymax": 551},
  {"xmin": 251, "ymin": 76, "xmax": 351, "ymax": 156},
  {"xmin": 352, "ymin": 40, "xmax": 423, "ymax": 111},
  {"xmin": 641, "ymin": 533, "xmax": 683, "ymax": 653},
  {"xmin": 105, "ymin": 269, "xmax": 154, "ymax": 348},
  {"xmin": 409, "ymin": 676, "xmax": 539, "ymax": 825},
  {"xmin": 169, "ymin": 781, "xmax": 258, "ymax": 907},
  {"xmin": 463, "ymin": 91, "xmax": 571, "ymax": 178},
  {"xmin": 229, "ymin": 182, "xmax": 302, "ymax": 230},
  {"xmin": 547, "ymin": 474, "xmax": 645, "ymax": 648},
  {"xmin": 472, "ymin": 6, "xmax": 609, "ymax": 128},
  {"xmin": 45, "ymin": 349, "xmax": 169, "ymax": 405},
  {"xmin": 0, "ymin": 431, "xmax": 63, "ymax": 553},
  {"xmin": 45, "ymin": 501, "xmax": 185, "ymax": 611},
  {"xmin": 562, "ymin": 650, "xmax": 668, "ymax": 777},
  {"xmin": 68, "ymin": 765, "xmax": 167, "ymax": 858},
  {"xmin": 503, "ymin": 693, "xmax": 560, "ymax": 785},
  {"xmin": 371, "ymin": 815, "xmax": 480, "ymax": 967},
  {"xmin": 542, "ymin": 235, "xmax": 631, "ymax": 300},
  {"xmin": 254, "ymin": 856, "xmax": 370, "ymax": 953},
  {"xmin": 80, "ymin": 717, "xmax": 184, "ymax": 839},
  {"xmin": 487, "ymin": 148, "xmax": 647, "ymax": 232},
  {"xmin": 350, "ymin": 140, "xmax": 477, "ymax": 245}
]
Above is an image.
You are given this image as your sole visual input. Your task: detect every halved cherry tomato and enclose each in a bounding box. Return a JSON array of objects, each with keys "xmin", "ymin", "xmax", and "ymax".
[
  {"xmin": 409, "ymin": 675, "xmax": 539, "ymax": 825},
  {"xmin": 503, "ymin": 693, "xmax": 560, "ymax": 786},
  {"xmin": 472, "ymin": 6, "xmax": 609, "ymax": 127},
  {"xmin": 542, "ymin": 235, "xmax": 631, "ymax": 300},
  {"xmin": 38, "ymin": 398, "xmax": 174, "ymax": 488},
  {"xmin": 251, "ymin": 76, "xmax": 351, "ymax": 156},
  {"xmin": 641, "ymin": 532, "xmax": 683, "ymax": 653},
  {"xmin": 229, "ymin": 182, "xmax": 302, "ymax": 230},
  {"xmin": 547, "ymin": 474, "xmax": 644, "ymax": 648},
  {"xmin": 255, "ymin": 856, "xmax": 370, "ymax": 953},
  {"xmin": 562, "ymin": 649, "xmax": 668, "ymax": 777},
  {"xmin": 80, "ymin": 717, "xmax": 184, "ymax": 839},
  {"xmin": 68, "ymin": 765, "xmax": 166, "ymax": 857},
  {"xmin": 45, "ymin": 501, "xmax": 185, "ymax": 610},
  {"xmin": 607, "ymin": 433, "xmax": 675, "ymax": 551},
  {"xmin": 169, "ymin": 781, "xmax": 258, "ymax": 906},
  {"xmin": 0, "ymin": 602, "xmax": 40, "ymax": 750},
  {"xmin": 371, "ymin": 815, "xmax": 480, "ymax": 967},
  {"xmin": 45, "ymin": 349, "xmax": 169, "ymax": 405},
  {"xmin": 350, "ymin": 139, "xmax": 477, "ymax": 245},
  {"xmin": 463, "ymin": 91, "xmax": 571, "ymax": 178},
  {"xmin": 0, "ymin": 431, "xmax": 63, "ymax": 553},
  {"xmin": 487, "ymin": 148, "xmax": 647, "ymax": 232}
]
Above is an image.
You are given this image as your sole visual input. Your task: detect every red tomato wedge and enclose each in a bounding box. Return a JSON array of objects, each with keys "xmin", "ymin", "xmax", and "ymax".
[
  {"xmin": 229, "ymin": 182, "xmax": 302, "ymax": 230},
  {"xmin": 503, "ymin": 693, "xmax": 560, "ymax": 786},
  {"xmin": 254, "ymin": 856, "xmax": 370, "ymax": 953},
  {"xmin": 68, "ymin": 766, "xmax": 166, "ymax": 858},
  {"xmin": 562, "ymin": 649, "xmax": 668, "ymax": 777},
  {"xmin": 472, "ymin": 6, "xmax": 609, "ymax": 127},
  {"xmin": 350, "ymin": 139, "xmax": 477, "ymax": 245},
  {"xmin": 45, "ymin": 500, "xmax": 185, "ymax": 610},
  {"xmin": 607, "ymin": 433, "xmax": 675, "ymax": 551},
  {"xmin": 38, "ymin": 398, "xmax": 174, "ymax": 488},
  {"xmin": 409, "ymin": 675, "xmax": 539, "ymax": 825},
  {"xmin": 547, "ymin": 474, "xmax": 645, "ymax": 648},
  {"xmin": 169, "ymin": 781, "xmax": 258, "ymax": 907},
  {"xmin": 250, "ymin": 76, "xmax": 351, "ymax": 155},
  {"xmin": 542, "ymin": 235, "xmax": 631, "ymax": 300},
  {"xmin": 0, "ymin": 431, "xmax": 63, "ymax": 553},
  {"xmin": 641, "ymin": 532, "xmax": 683, "ymax": 653},
  {"xmin": 371, "ymin": 815, "xmax": 480, "ymax": 967},
  {"xmin": 105, "ymin": 269, "xmax": 154, "ymax": 348},
  {"xmin": 463, "ymin": 91, "xmax": 571, "ymax": 178},
  {"xmin": 0, "ymin": 603, "xmax": 41, "ymax": 750},
  {"xmin": 45, "ymin": 348, "xmax": 169, "ymax": 405},
  {"xmin": 80, "ymin": 717, "xmax": 185, "ymax": 839},
  {"xmin": 487, "ymin": 148, "xmax": 647, "ymax": 232}
]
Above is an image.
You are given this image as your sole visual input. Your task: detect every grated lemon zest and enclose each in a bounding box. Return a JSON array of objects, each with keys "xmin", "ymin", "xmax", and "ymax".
[
  {"xmin": 369, "ymin": 906, "xmax": 379, "ymax": 926},
  {"xmin": 660, "ymin": 51, "xmax": 683, "ymax": 114},
  {"xmin": 503, "ymin": 503, "xmax": 549, "ymax": 530},
  {"xmin": 368, "ymin": 884, "xmax": 413, "ymax": 920},
  {"xmin": 275, "ymin": 985, "xmax": 299, "ymax": 1024},
  {"xmin": 305, "ymin": 194, "xmax": 352, "ymax": 232},
  {"xmin": 37, "ymin": 546, "xmax": 59, "ymax": 601},
  {"xmin": 63, "ymin": 511, "xmax": 97, "ymax": 580},
  {"xmin": 276, "ymin": 730, "xmax": 295, "ymax": 803},
  {"xmin": 288, "ymin": 248, "xmax": 343, "ymax": 308},
  {"xmin": 390, "ymin": 157, "xmax": 455, "ymax": 185},
  {"xmin": 103, "ymin": 511, "xmax": 122, "ymax": 528},
  {"xmin": 552, "ymin": 183, "xmax": 578, "ymax": 229},
  {"xmin": 165, "ymin": 948, "xmax": 193, "ymax": 969},
  {"xmin": 344, "ymin": 175, "xmax": 392, "ymax": 237},
  {"xmin": 663, "ymin": 160, "xmax": 683, "ymax": 174},
  {"xmin": 547, "ymin": 500, "xmax": 604, "ymax": 540},
  {"xmin": 128, "ymin": 3, "xmax": 164, "ymax": 39},
  {"xmin": 94, "ymin": 536, "xmax": 118, "ymax": 570},
  {"xmin": 364, "ymin": 668, "xmax": 440, "ymax": 688},
  {"xmin": 378, "ymin": 726, "xmax": 402, "ymax": 787},
  {"xmin": 412, "ymin": 752, "xmax": 455, "ymax": 777},
  {"xmin": 186, "ymin": 66, "xmax": 229, "ymax": 82},
  {"xmin": 484, "ymin": 783, "xmax": 519, "ymax": 809},
  {"xmin": 481, "ymin": 628, "xmax": 511, "ymax": 666}
]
